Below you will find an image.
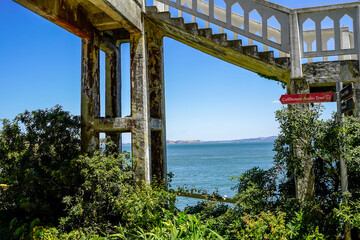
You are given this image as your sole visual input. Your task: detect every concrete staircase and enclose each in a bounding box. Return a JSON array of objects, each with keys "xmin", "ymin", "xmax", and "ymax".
[{"xmin": 146, "ymin": 6, "xmax": 290, "ymax": 83}]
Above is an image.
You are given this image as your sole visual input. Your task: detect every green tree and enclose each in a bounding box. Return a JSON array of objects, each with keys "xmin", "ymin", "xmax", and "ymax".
[
  {"xmin": 59, "ymin": 142, "xmax": 177, "ymax": 234},
  {"xmin": 0, "ymin": 105, "xmax": 81, "ymax": 238}
]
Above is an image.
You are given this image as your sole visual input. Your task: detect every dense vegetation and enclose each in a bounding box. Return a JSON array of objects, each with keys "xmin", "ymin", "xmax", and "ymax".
[{"xmin": 0, "ymin": 105, "xmax": 360, "ymax": 239}]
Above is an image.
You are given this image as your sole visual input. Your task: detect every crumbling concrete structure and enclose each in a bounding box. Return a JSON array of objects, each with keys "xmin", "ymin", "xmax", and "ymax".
[{"xmin": 12, "ymin": 0, "xmax": 360, "ymax": 203}]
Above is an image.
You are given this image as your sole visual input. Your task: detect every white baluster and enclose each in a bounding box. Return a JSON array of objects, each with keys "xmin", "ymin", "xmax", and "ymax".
[
  {"xmin": 340, "ymin": 30, "xmax": 352, "ymax": 60},
  {"xmin": 219, "ymin": 27, "xmax": 224, "ymax": 33},
  {"xmin": 305, "ymin": 40, "xmax": 313, "ymax": 62},
  {"xmin": 154, "ymin": 0, "xmax": 166, "ymax": 12},
  {"xmin": 322, "ymin": 35, "xmax": 328, "ymax": 61},
  {"xmin": 205, "ymin": 21, "xmax": 209, "ymax": 28},
  {"xmin": 191, "ymin": 15, "xmax": 196, "ymax": 22},
  {"xmin": 233, "ymin": 33, "xmax": 238, "ymax": 40}
]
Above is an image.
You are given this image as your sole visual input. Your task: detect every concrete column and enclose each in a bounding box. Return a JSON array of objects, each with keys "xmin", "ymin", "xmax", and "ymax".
[
  {"xmin": 289, "ymin": 12, "xmax": 315, "ymax": 201},
  {"xmin": 288, "ymin": 78, "xmax": 315, "ymax": 202},
  {"xmin": 130, "ymin": 32, "xmax": 151, "ymax": 183},
  {"xmin": 354, "ymin": 81, "xmax": 360, "ymax": 117},
  {"xmin": 146, "ymin": 22, "xmax": 167, "ymax": 184},
  {"xmin": 290, "ymin": 11, "xmax": 303, "ymax": 78},
  {"xmin": 81, "ymin": 35, "xmax": 101, "ymax": 152},
  {"xmin": 105, "ymin": 47, "xmax": 122, "ymax": 152}
]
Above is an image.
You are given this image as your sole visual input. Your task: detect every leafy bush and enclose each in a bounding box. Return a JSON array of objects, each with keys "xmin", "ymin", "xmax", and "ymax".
[
  {"xmin": 1, "ymin": 106, "xmax": 359, "ymax": 239},
  {"xmin": 253, "ymin": 106, "xmax": 360, "ymax": 237},
  {"xmin": 59, "ymin": 143, "xmax": 177, "ymax": 233},
  {"xmin": 0, "ymin": 105, "xmax": 81, "ymax": 238},
  {"xmin": 230, "ymin": 167, "xmax": 278, "ymax": 215}
]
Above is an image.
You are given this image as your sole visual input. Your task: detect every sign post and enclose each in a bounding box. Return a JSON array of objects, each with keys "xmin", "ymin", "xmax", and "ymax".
[
  {"xmin": 336, "ymin": 82, "xmax": 351, "ymax": 240},
  {"xmin": 339, "ymin": 83, "xmax": 355, "ymax": 114}
]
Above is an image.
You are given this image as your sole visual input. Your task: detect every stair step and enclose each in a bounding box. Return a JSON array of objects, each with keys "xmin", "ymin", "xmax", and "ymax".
[
  {"xmin": 147, "ymin": 8, "xmax": 289, "ymax": 69},
  {"xmin": 198, "ymin": 28, "xmax": 213, "ymax": 39},
  {"xmin": 170, "ymin": 17, "xmax": 185, "ymax": 28},
  {"xmin": 275, "ymin": 57, "xmax": 290, "ymax": 68},
  {"xmin": 258, "ymin": 51, "xmax": 275, "ymax": 64},
  {"xmin": 157, "ymin": 12, "xmax": 171, "ymax": 21},
  {"xmin": 212, "ymin": 33, "xmax": 228, "ymax": 46},
  {"xmin": 185, "ymin": 23, "xmax": 199, "ymax": 34},
  {"xmin": 242, "ymin": 45, "xmax": 258, "ymax": 58},
  {"xmin": 146, "ymin": 6, "xmax": 158, "ymax": 13},
  {"xmin": 227, "ymin": 40, "xmax": 243, "ymax": 52}
]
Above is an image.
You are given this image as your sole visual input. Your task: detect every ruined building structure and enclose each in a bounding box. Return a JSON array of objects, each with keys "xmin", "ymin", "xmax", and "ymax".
[{"xmin": 12, "ymin": 0, "xmax": 360, "ymax": 201}]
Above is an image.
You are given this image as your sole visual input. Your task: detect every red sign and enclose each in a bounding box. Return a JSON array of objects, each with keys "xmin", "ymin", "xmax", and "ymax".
[{"xmin": 280, "ymin": 92, "xmax": 334, "ymax": 104}]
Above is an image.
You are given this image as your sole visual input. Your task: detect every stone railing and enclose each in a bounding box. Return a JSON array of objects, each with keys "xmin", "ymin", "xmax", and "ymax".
[
  {"xmin": 153, "ymin": 0, "xmax": 290, "ymax": 55},
  {"xmin": 296, "ymin": 3, "xmax": 359, "ymax": 62},
  {"xmin": 150, "ymin": 0, "xmax": 360, "ymax": 62}
]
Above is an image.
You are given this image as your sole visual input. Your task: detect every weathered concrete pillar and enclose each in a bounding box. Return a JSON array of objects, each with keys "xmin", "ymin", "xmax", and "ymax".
[
  {"xmin": 105, "ymin": 47, "xmax": 122, "ymax": 152},
  {"xmin": 288, "ymin": 78, "xmax": 315, "ymax": 201},
  {"xmin": 81, "ymin": 34, "xmax": 101, "ymax": 152},
  {"xmin": 130, "ymin": 32, "xmax": 151, "ymax": 183},
  {"xmin": 354, "ymin": 81, "xmax": 360, "ymax": 117},
  {"xmin": 290, "ymin": 11, "xmax": 302, "ymax": 79},
  {"xmin": 146, "ymin": 22, "xmax": 167, "ymax": 184},
  {"xmin": 289, "ymin": 11, "xmax": 315, "ymax": 201}
]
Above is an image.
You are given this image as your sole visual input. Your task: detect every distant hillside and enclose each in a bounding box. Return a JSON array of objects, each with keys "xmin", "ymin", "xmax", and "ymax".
[{"xmin": 166, "ymin": 136, "xmax": 277, "ymax": 144}]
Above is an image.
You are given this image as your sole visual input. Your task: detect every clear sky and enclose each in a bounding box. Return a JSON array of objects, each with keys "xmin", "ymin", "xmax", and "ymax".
[{"xmin": 0, "ymin": 0, "xmax": 355, "ymax": 142}]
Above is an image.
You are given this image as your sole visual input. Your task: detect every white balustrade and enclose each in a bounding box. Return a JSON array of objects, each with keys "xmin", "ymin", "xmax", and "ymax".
[{"xmin": 151, "ymin": 0, "xmax": 360, "ymax": 63}]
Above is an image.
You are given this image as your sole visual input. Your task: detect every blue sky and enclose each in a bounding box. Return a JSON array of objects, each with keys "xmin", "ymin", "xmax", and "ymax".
[{"xmin": 0, "ymin": 0, "xmax": 355, "ymax": 142}]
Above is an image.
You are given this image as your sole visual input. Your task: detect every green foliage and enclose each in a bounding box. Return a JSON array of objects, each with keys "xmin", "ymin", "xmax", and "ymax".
[
  {"xmin": 234, "ymin": 211, "xmax": 324, "ymax": 239},
  {"xmin": 231, "ymin": 167, "xmax": 277, "ymax": 215},
  {"xmin": 272, "ymin": 105, "xmax": 360, "ymax": 237},
  {"xmin": 334, "ymin": 201, "xmax": 360, "ymax": 230},
  {"xmin": 2, "ymin": 106, "xmax": 360, "ymax": 239},
  {"xmin": 132, "ymin": 211, "xmax": 224, "ymax": 240},
  {"xmin": 257, "ymin": 73, "xmax": 287, "ymax": 89},
  {"xmin": 59, "ymin": 138, "xmax": 177, "ymax": 235},
  {"xmin": 0, "ymin": 105, "xmax": 81, "ymax": 238},
  {"xmin": 274, "ymin": 105, "xmax": 322, "ymax": 180}
]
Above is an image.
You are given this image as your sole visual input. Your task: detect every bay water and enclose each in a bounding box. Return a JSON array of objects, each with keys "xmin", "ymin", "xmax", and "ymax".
[
  {"xmin": 124, "ymin": 141, "xmax": 275, "ymax": 209},
  {"xmin": 167, "ymin": 142, "xmax": 276, "ymax": 209}
]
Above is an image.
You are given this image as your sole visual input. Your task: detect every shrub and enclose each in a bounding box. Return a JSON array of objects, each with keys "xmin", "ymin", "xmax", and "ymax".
[
  {"xmin": 0, "ymin": 106, "xmax": 81, "ymax": 238},
  {"xmin": 2, "ymin": 105, "xmax": 360, "ymax": 239},
  {"xmin": 59, "ymin": 141, "xmax": 177, "ymax": 234}
]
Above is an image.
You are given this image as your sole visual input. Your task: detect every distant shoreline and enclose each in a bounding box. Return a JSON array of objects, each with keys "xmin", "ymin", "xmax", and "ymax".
[
  {"xmin": 166, "ymin": 136, "xmax": 277, "ymax": 145},
  {"xmin": 121, "ymin": 136, "xmax": 278, "ymax": 145}
]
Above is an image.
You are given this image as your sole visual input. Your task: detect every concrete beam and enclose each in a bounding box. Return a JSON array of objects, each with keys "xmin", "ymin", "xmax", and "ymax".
[
  {"xmin": 100, "ymin": 34, "xmax": 117, "ymax": 52},
  {"xmin": 93, "ymin": 117, "xmax": 134, "ymax": 132},
  {"xmin": 150, "ymin": 118, "xmax": 162, "ymax": 130},
  {"xmin": 295, "ymin": 2, "xmax": 360, "ymax": 13},
  {"xmin": 13, "ymin": 0, "xmax": 96, "ymax": 39},
  {"xmin": 91, "ymin": 12, "xmax": 122, "ymax": 30},
  {"xmin": 145, "ymin": 15, "xmax": 290, "ymax": 84},
  {"xmin": 92, "ymin": 117, "xmax": 162, "ymax": 132},
  {"xmin": 88, "ymin": 0, "xmax": 143, "ymax": 32},
  {"xmin": 303, "ymin": 60, "xmax": 360, "ymax": 86}
]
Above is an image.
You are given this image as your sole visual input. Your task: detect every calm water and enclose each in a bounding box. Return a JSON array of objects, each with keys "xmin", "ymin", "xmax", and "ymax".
[
  {"xmin": 124, "ymin": 142, "xmax": 275, "ymax": 209},
  {"xmin": 167, "ymin": 142, "xmax": 276, "ymax": 208}
]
